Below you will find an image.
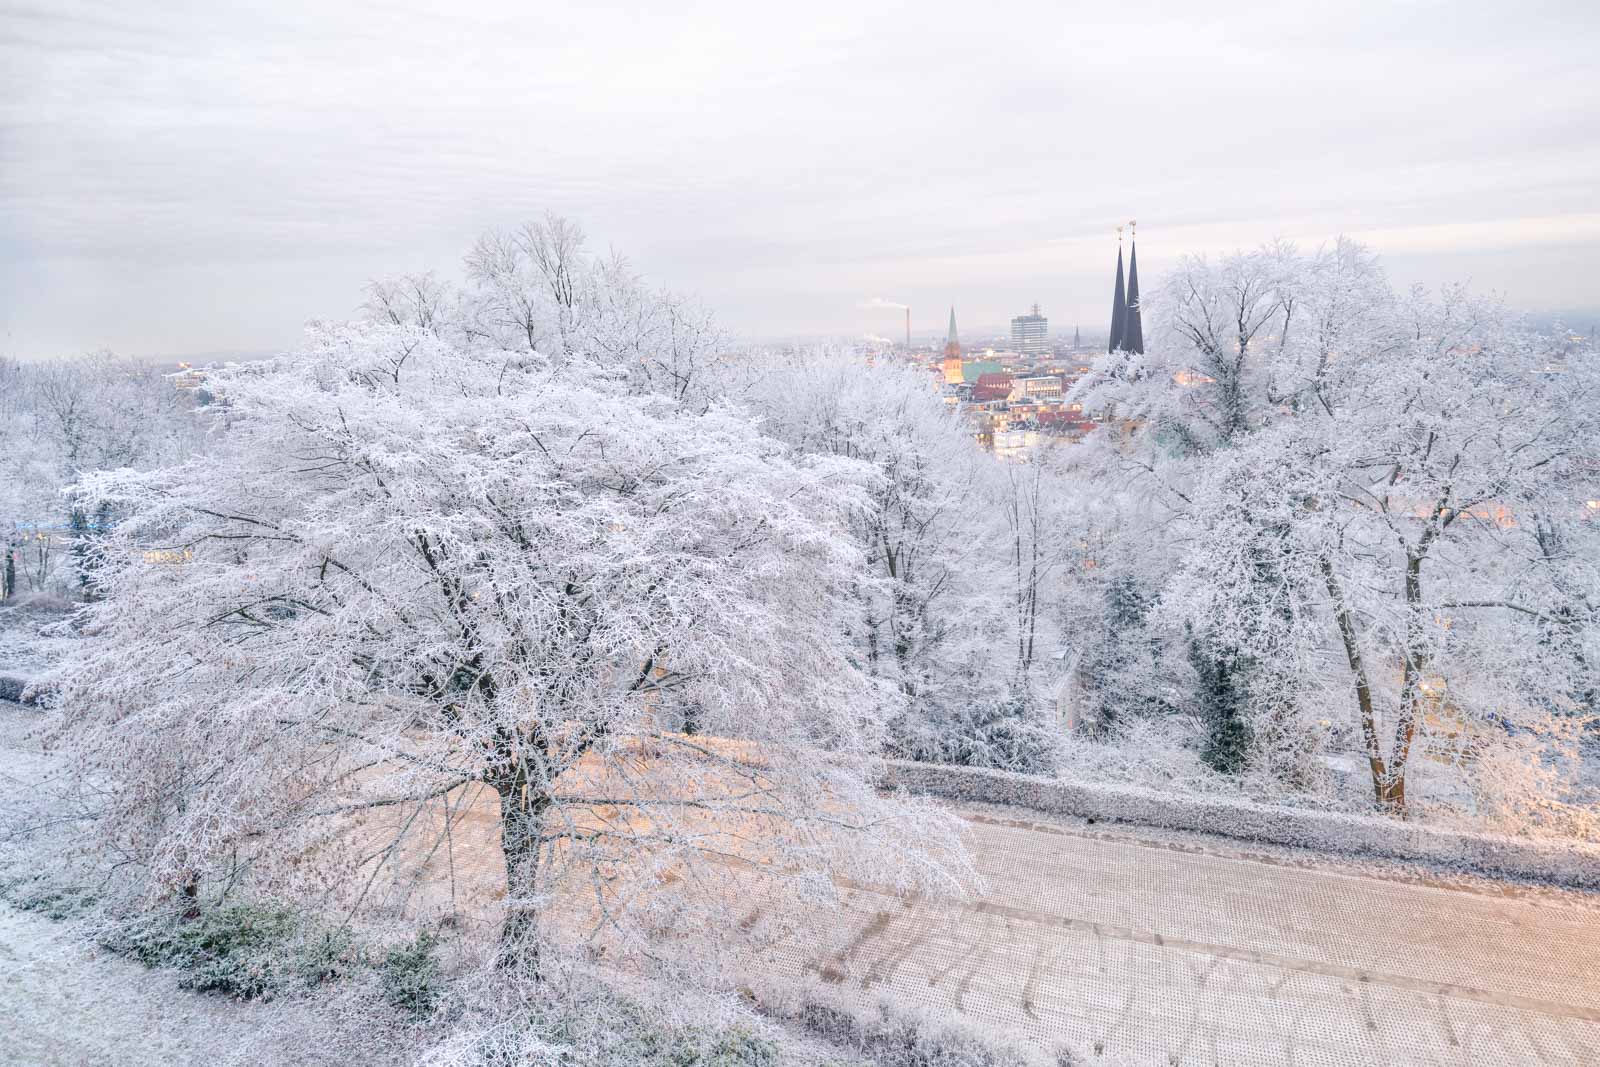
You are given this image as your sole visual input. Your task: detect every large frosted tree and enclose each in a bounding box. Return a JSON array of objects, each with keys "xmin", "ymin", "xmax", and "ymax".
[
  {"xmin": 61, "ymin": 301, "xmax": 962, "ymax": 969},
  {"xmin": 1172, "ymin": 287, "xmax": 1600, "ymax": 811}
]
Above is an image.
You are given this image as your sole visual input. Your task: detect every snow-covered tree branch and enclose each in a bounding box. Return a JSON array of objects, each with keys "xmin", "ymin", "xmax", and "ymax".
[{"xmin": 57, "ymin": 270, "xmax": 966, "ymax": 970}]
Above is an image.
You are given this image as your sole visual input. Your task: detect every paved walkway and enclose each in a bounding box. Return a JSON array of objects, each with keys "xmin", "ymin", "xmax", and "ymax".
[{"xmin": 770, "ymin": 808, "xmax": 1600, "ymax": 1066}]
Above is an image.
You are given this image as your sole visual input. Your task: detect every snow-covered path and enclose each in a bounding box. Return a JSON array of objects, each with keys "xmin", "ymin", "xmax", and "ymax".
[{"xmin": 771, "ymin": 807, "xmax": 1600, "ymax": 1066}]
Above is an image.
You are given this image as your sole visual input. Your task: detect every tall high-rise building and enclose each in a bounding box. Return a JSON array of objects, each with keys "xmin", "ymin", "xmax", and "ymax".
[
  {"xmin": 1010, "ymin": 304, "xmax": 1049, "ymax": 355},
  {"xmin": 941, "ymin": 307, "xmax": 964, "ymax": 385}
]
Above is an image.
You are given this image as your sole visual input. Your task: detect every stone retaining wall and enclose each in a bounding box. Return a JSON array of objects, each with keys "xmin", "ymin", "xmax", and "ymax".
[{"xmin": 880, "ymin": 758, "xmax": 1600, "ymax": 890}]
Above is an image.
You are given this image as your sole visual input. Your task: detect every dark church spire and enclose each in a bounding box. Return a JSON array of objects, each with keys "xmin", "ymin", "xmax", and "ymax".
[
  {"xmin": 1108, "ymin": 227, "xmax": 1127, "ymax": 353},
  {"xmin": 1123, "ymin": 221, "xmax": 1144, "ymax": 354},
  {"xmin": 943, "ymin": 307, "xmax": 960, "ymax": 359}
]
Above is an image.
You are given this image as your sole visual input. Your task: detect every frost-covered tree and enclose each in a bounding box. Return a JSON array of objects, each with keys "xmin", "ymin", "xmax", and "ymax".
[
  {"xmin": 736, "ymin": 350, "xmax": 1059, "ymax": 770},
  {"xmin": 1180, "ymin": 290, "xmax": 1599, "ymax": 810},
  {"xmin": 1053, "ymin": 514, "xmax": 1187, "ymax": 739},
  {"xmin": 363, "ymin": 271, "xmax": 455, "ymax": 334},
  {"xmin": 0, "ymin": 352, "xmax": 203, "ymax": 598},
  {"xmin": 998, "ymin": 451, "xmax": 1073, "ymax": 681},
  {"xmin": 59, "ymin": 319, "xmax": 964, "ymax": 968},
  {"xmin": 374, "ymin": 214, "xmax": 725, "ymax": 410},
  {"xmin": 1076, "ymin": 239, "xmax": 1600, "ymax": 816}
]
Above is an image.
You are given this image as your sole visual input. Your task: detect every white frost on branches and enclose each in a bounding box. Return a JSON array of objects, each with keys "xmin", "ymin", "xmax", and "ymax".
[
  {"xmin": 1071, "ymin": 239, "xmax": 1600, "ymax": 821},
  {"xmin": 58, "ymin": 237, "xmax": 968, "ymax": 969}
]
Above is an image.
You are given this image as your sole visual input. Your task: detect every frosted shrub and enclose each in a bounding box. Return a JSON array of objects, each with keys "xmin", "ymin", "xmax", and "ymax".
[
  {"xmin": 1055, "ymin": 715, "xmax": 1223, "ymax": 795},
  {"xmin": 888, "ymin": 690, "xmax": 1063, "ymax": 776},
  {"xmin": 1458, "ymin": 731, "xmax": 1599, "ymax": 841}
]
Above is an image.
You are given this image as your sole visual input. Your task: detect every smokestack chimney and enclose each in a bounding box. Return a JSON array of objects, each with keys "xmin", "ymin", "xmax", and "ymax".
[{"xmin": 905, "ymin": 307, "xmax": 911, "ymax": 349}]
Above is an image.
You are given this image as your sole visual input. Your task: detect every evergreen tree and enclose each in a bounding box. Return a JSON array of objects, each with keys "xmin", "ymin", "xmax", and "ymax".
[
  {"xmin": 1187, "ymin": 631, "xmax": 1253, "ymax": 774},
  {"xmin": 1078, "ymin": 574, "xmax": 1172, "ymax": 736}
]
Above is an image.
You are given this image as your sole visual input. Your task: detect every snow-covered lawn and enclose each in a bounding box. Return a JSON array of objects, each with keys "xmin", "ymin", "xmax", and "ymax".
[{"xmin": 1, "ymin": 903, "xmax": 291, "ymax": 1066}]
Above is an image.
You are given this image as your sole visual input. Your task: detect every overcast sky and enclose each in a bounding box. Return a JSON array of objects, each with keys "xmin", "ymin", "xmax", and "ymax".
[{"xmin": 3, "ymin": 0, "xmax": 1598, "ymax": 360}]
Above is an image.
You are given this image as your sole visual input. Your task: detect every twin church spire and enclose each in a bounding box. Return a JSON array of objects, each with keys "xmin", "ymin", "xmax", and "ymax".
[
  {"xmin": 939, "ymin": 232, "xmax": 1140, "ymax": 363},
  {"xmin": 1107, "ymin": 221, "xmax": 1143, "ymax": 354}
]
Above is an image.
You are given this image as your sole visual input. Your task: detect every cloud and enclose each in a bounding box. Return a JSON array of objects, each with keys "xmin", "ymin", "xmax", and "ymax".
[
  {"xmin": 2, "ymin": 0, "xmax": 1597, "ymax": 356},
  {"xmin": 1340, "ymin": 214, "xmax": 1600, "ymax": 256}
]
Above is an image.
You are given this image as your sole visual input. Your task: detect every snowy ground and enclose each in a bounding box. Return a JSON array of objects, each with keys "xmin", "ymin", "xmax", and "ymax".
[
  {"xmin": 0, "ymin": 704, "xmax": 298, "ymax": 1067},
  {"xmin": 1, "ymin": 902, "xmax": 274, "ymax": 1066},
  {"xmin": 0, "ymin": 897, "xmax": 433, "ymax": 1067},
  {"xmin": 0, "ymin": 706, "xmax": 415, "ymax": 1067},
  {"xmin": 0, "ymin": 703, "xmax": 271, "ymax": 1067}
]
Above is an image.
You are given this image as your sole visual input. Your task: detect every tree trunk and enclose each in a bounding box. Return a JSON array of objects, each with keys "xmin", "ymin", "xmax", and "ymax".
[
  {"xmin": 180, "ymin": 877, "xmax": 201, "ymax": 920},
  {"xmin": 494, "ymin": 771, "xmax": 549, "ymax": 971},
  {"xmin": 1381, "ymin": 550, "xmax": 1433, "ymax": 815},
  {"xmin": 1375, "ymin": 773, "xmax": 1405, "ymax": 809},
  {"xmin": 1322, "ymin": 557, "xmax": 1405, "ymax": 812}
]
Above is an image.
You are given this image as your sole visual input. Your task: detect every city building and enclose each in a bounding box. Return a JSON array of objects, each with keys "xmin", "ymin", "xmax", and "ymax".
[
  {"xmin": 1010, "ymin": 304, "xmax": 1049, "ymax": 355},
  {"xmin": 904, "ymin": 241, "xmax": 1151, "ymax": 456},
  {"xmin": 971, "ymin": 372, "xmax": 1014, "ymax": 403},
  {"xmin": 941, "ymin": 307, "xmax": 963, "ymax": 385},
  {"xmin": 992, "ymin": 427, "xmax": 1046, "ymax": 460},
  {"xmin": 1010, "ymin": 374, "xmax": 1064, "ymax": 402},
  {"xmin": 167, "ymin": 362, "xmax": 208, "ymax": 390},
  {"xmin": 1124, "ymin": 234, "xmax": 1144, "ymax": 353},
  {"xmin": 1037, "ymin": 408, "xmax": 1095, "ymax": 442}
]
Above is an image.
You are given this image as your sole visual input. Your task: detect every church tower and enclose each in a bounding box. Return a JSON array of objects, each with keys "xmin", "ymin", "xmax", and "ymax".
[
  {"xmin": 1108, "ymin": 229, "xmax": 1127, "ymax": 353},
  {"xmin": 1107, "ymin": 222, "xmax": 1144, "ymax": 355},
  {"xmin": 941, "ymin": 307, "xmax": 964, "ymax": 385},
  {"xmin": 1123, "ymin": 221, "xmax": 1144, "ymax": 354}
]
